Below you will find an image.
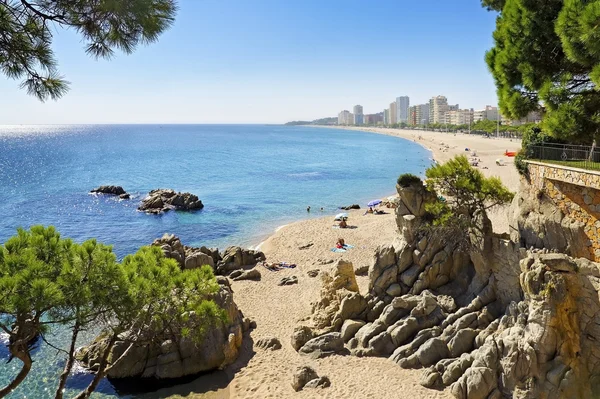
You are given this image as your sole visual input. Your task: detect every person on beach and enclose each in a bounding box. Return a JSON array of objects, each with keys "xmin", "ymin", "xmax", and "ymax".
[
  {"xmin": 339, "ymin": 219, "xmax": 348, "ymax": 228},
  {"xmin": 336, "ymin": 238, "xmax": 345, "ymax": 249}
]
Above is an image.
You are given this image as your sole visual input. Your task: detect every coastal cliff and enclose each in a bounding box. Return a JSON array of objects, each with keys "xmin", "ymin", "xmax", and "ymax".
[{"xmin": 292, "ymin": 173, "xmax": 600, "ymax": 398}]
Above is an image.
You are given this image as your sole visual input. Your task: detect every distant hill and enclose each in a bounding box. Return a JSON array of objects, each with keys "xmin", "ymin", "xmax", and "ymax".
[{"xmin": 284, "ymin": 117, "xmax": 337, "ymax": 126}]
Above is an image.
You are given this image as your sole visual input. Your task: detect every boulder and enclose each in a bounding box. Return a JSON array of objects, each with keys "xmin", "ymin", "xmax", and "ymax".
[
  {"xmin": 217, "ymin": 246, "xmax": 266, "ymax": 275},
  {"xmin": 278, "ymin": 276, "xmax": 298, "ymax": 286},
  {"xmin": 303, "ymin": 376, "xmax": 331, "ymax": 389},
  {"xmin": 341, "ymin": 319, "xmax": 366, "ymax": 342},
  {"xmin": 326, "ymin": 259, "xmax": 359, "ymax": 292},
  {"xmin": 299, "ymin": 333, "xmax": 344, "ymax": 359},
  {"xmin": 231, "ymin": 269, "xmax": 261, "ymax": 281},
  {"xmin": 291, "ymin": 326, "xmax": 314, "ymax": 351},
  {"xmin": 152, "ymin": 234, "xmax": 218, "ymax": 271},
  {"xmin": 139, "ymin": 189, "xmax": 204, "ymax": 214},
  {"xmin": 90, "ymin": 185, "xmax": 126, "ymax": 196},
  {"xmin": 256, "ymin": 337, "xmax": 282, "ymax": 351},
  {"xmin": 292, "ymin": 366, "xmax": 318, "ymax": 392},
  {"xmin": 307, "ymin": 269, "xmax": 320, "ymax": 277},
  {"xmin": 76, "ymin": 283, "xmax": 244, "ymax": 380},
  {"xmin": 341, "ymin": 204, "xmax": 361, "ymax": 210}
]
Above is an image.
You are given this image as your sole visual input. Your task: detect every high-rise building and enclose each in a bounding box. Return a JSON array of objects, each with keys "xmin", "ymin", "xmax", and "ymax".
[
  {"xmin": 416, "ymin": 104, "xmax": 430, "ymax": 125},
  {"xmin": 408, "ymin": 105, "xmax": 417, "ymax": 126},
  {"xmin": 389, "ymin": 102, "xmax": 397, "ymax": 125},
  {"xmin": 383, "ymin": 109, "xmax": 389, "ymax": 125},
  {"xmin": 353, "ymin": 105, "xmax": 364, "ymax": 125},
  {"xmin": 396, "ymin": 96, "xmax": 410, "ymax": 123},
  {"xmin": 338, "ymin": 110, "xmax": 353, "ymax": 125},
  {"xmin": 429, "ymin": 95, "xmax": 449, "ymax": 124}
]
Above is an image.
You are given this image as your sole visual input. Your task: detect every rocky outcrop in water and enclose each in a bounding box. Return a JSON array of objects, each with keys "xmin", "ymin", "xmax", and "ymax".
[
  {"xmin": 90, "ymin": 185, "xmax": 129, "ymax": 199},
  {"xmin": 138, "ymin": 189, "xmax": 204, "ymax": 214},
  {"xmin": 76, "ymin": 277, "xmax": 246, "ymax": 380},
  {"xmin": 292, "ymin": 176, "xmax": 600, "ymax": 398}
]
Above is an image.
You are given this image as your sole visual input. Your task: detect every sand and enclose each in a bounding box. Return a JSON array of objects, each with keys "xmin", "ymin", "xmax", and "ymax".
[{"xmin": 160, "ymin": 127, "xmax": 521, "ymax": 399}]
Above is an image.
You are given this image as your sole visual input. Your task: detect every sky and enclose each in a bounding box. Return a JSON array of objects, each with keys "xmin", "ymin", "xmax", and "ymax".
[{"xmin": 0, "ymin": 1, "xmax": 500, "ymax": 124}]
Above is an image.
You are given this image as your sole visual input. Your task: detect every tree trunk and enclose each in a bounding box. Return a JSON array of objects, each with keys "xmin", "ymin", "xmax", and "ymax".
[
  {"xmin": 0, "ymin": 343, "xmax": 33, "ymax": 398},
  {"xmin": 72, "ymin": 333, "xmax": 117, "ymax": 399},
  {"xmin": 54, "ymin": 320, "xmax": 80, "ymax": 399},
  {"xmin": 588, "ymin": 139, "xmax": 596, "ymax": 162}
]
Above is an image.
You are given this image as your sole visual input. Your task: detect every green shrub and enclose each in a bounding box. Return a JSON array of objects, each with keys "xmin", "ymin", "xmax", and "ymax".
[
  {"xmin": 515, "ymin": 126, "xmax": 566, "ymax": 175},
  {"xmin": 397, "ymin": 173, "xmax": 422, "ymax": 188}
]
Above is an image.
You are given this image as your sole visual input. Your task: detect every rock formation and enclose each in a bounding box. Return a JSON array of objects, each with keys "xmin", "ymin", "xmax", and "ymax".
[
  {"xmin": 291, "ymin": 177, "xmax": 600, "ymax": 398},
  {"xmin": 152, "ymin": 234, "xmax": 218, "ymax": 270},
  {"xmin": 151, "ymin": 234, "xmax": 265, "ymax": 277},
  {"xmin": 138, "ymin": 189, "xmax": 204, "ymax": 214},
  {"xmin": 291, "ymin": 366, "xmax": 331, "ymax": 391},
  {"xmin": 90, "ymin": 185, "xmax": 129, "ymax": 199},
  {"xmin": 216, "ymin": 246, "xmax": 266, "ymax": 275},
  {"xmin": 76, "ymin": 277, "xmax": 247, "ymax": 380}
]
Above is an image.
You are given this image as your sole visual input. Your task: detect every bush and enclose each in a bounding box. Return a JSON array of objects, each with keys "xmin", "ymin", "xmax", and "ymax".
[
  {"xmin": 515, "ymin": 126, "xmax": 566, "ymax": 175},
  {"xmin": 397, "ymin": 173, "xmax": 422, "ymax": 188}
]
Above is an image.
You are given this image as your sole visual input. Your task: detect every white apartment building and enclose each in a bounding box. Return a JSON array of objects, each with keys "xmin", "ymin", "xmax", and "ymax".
[
  {"xmin": 389, "ymin": 101, "xmax": 397, "ymax": 125},
  {"xmin": 445, "ymin": 109, "xmax": 474, "ymax": 125},
  {"xmin": 396, "ymin": 96, "xmax": 410, "ymax": 123},
  {"xmin": 473, "ymin": 105, "xmax": 499, "ymax": 122},
  {"xmin": 429, "ymin": 95, "xmax": 449, "ymax": 124},
  {"xmin": 338, "ymin": 110, "xmax": 354, "ymax": 125}
]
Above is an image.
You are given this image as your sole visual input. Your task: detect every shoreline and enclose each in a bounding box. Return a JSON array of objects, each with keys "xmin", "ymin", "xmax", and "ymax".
[
  {"xmin": 161, "ymin": 126, "xmax": 523, "ymax": 399},
  {"xmin": 249, "ymin": 126, "xmax": 521, "ymax": 251}
]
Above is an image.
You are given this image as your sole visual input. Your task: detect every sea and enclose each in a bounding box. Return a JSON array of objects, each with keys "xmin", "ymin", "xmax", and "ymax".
[{"xmin": 0, "ymin": 124, "xmax": 431, "ymax": 398}]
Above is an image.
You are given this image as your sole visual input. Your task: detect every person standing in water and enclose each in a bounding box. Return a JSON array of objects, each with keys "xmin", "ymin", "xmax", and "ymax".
[{"xmin": 307, "ymin": 206, "xmax": 311, "ymax": 212}]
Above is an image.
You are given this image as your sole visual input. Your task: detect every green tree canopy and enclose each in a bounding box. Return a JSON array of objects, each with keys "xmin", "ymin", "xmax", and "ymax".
[
  {"xmin": 0, "ymin": 0, "xmax": 176, "ymax": 101},
  {"xmin": 0, "ymin": 226, "xmax": 224, "ymax": 399},
  {"xmin": 425, "ymin": 155, "xmax": 514, "ymax": 226},
  {"xmin": 484, "ymin": 0, "xmax": 600, "ymax": 143}
]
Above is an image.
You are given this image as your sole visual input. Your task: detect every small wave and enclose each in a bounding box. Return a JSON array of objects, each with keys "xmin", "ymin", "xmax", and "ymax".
[{"xmin": 287, "ymin": 172, "xmax": 321, "ymax": 178}]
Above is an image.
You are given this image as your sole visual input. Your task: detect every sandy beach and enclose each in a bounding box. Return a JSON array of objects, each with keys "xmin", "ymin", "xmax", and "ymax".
[{"xmin": 160, "ymin": 127, "xmax": 522, "ymax": 399}]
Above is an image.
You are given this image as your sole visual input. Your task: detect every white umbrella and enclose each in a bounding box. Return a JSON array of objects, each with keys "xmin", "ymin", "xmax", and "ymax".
[{"xmin": 334, "ymin": 212, "xmax": 348, "ymax": 220}]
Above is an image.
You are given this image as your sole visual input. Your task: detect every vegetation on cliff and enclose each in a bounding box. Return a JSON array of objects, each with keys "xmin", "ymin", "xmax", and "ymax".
[
  {"xmin": 0, "ymin": 226, "xmax": 224, "ymax": 399},
  {"xmin": 424, "ymin": 155, "xmax": 514, "ymax": 227}
]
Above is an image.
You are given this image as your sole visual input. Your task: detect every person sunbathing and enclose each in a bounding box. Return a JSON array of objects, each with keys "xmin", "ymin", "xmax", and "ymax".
[
  {"xmin": 336, "ymin": 238, "xmax": 345, "ymax": 249},
  {"xmin": 339, "ymin": 219, "xmax": 348, "ymax": 228}
]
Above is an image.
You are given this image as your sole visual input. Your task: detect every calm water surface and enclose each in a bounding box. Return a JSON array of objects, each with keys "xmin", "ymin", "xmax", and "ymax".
[{"xmin": 0, "ymin": 124, "xmax": 431, "ymax": 398}]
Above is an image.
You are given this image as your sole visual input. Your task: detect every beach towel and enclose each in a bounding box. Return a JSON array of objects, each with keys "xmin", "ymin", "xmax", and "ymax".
[{"xmin": 330, "ymin": 244, "xmax": 354, "ymax": 252}]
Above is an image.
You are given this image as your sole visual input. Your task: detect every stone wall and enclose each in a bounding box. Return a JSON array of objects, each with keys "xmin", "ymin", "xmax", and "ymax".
[{"xmin": 526, "ymin": 162, "xmax": 600, "ymax": 261}]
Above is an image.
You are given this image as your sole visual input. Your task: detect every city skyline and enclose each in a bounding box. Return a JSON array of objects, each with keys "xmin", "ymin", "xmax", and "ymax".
[{"xmin": 0, "ymin": 1, "xmax": 499, "ymax": 125}]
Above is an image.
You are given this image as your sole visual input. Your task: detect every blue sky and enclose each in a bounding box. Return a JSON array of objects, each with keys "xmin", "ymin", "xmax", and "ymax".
[{"xmin": 0, "ymin": 1, "xmax": 499, "ymax": 124}]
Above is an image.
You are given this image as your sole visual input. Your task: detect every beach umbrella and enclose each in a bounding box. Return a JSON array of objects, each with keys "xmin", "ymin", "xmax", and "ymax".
[
  {"xmin": 367, "ymin": 199, "xmax": 382, "ymax": 207},
  {"xmin": 334, "ymin": 212, "xmax": 348, "ymax": 220}
]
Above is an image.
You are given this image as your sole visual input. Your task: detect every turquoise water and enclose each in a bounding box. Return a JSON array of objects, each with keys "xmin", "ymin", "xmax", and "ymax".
[{"xmin": 0, "ymin": 124, "xmax": 431, "ymax": 398}]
